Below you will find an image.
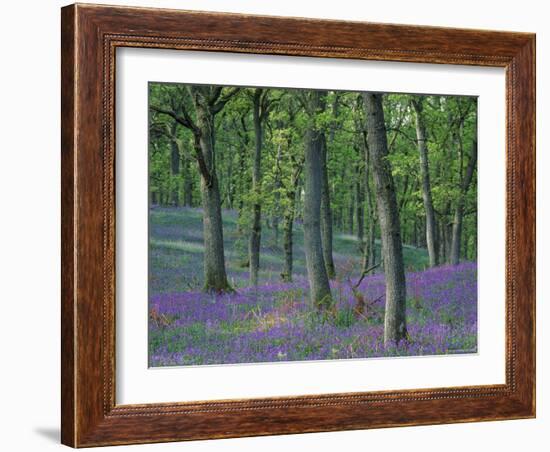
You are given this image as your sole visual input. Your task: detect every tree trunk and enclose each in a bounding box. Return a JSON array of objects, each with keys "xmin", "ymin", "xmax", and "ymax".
[
  {"xmin": 445, "ymin": 216, "xmax": 453, "ymax": 262},
  {"xmin": 438, "ymin": 218, "xmax": 446, "ymax": 263},
  {"xmin": 282, "ymin": 215, "xmax": 294, "ymax": 282},
  {"xmin": 272, "ymin": 143, "xmax": 283, "ymax": 247},
  {"xmin": 347, "ymin": 186, "xmax": 355, "ymax": 235},
  {"xmin": 170, "ymin": 134, "xmax": 180, "ymax": 206},
  {"xmin": 355, "ymin": 155, "xmax": 365, "ymax": 246},
  {"xmin": 281, "ymin": 187, "xmax": 296, "ymax": 282},
  {"xmin": 200, "ymin": 174, "xmax": 231, "ymax": 292},
  {"xmin": 412, "ymin": 98, "xmax": 438, "ymax": 267},
  {"xmin": 363, "ymin": 92, "xmax": 407, "ymax": 345},
  {"xmin": 225, "ymin": 148, "xmax": 234, "ymax": 209},
  {"xmin": 418, "ymin": 217, "xmax": 426, "ymax": 248},
  {"xmin": 248, "ymin": 89, "xmax": 263, "ymax": 286},
  {"xmin": 450, "ymin": 127, "xmax": 477, "ymax": 265},
  {"xmin": 362, "ymin": 131, "xmax": 377, "ymax": 269},
  {"xmin": 320, "ymin": 134, "xmax": 336, "ymax": 279},
  {"xmin": 193, "ymin": 96, "xmax": 232, "ymax": 293},
  {"xmin": 303, "ymin": 91, "xmax": 332, "ymax": 309},
  {"xmin": 182, "ymin": 153, "xmax": 193, "ymax": 207},
  {"xmin": 366, "ymin": 220, "xmax": 376, "ymax": 268},
  {"xmin": 462, "ymin": 229, "xmax": 469, "ymax": 260},
  {"xmin": 236, "ymin": 130, "xmax": 249, "ymax": 237},
  {"xmin": 281, "ymin": 161, "xmax": 302, "ymax": 282}
]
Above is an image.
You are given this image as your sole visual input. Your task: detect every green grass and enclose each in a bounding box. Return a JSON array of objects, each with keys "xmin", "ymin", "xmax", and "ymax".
[{"xmin": 149, "ymin": 206, "xmax": 430, "ymax": 293}]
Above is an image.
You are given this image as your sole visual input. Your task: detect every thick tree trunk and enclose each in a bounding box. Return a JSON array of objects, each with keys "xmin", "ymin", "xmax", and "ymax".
[
  {"xmin": 320, "ymin": 134, "xmax": 336, "ymax": 279},
  {"xmin": 248, "ymin": 90, "xmax": 263, "ymax": 285},
  {"xmin": 362, "ymin": 131, "xmax": 377, "ymax": 269},
  {"xmin": 200, "ymin": 174, "xmax": 231, "ymax": 292},
  {"xmin": 412, "ymin": 98, "xmax": 438, "ymax": 267},
  {"xmin": 193, "ymin": 95, "xmax": 232, "ymax": 293},
  {"xmin": 363, "ymin": 92, "xmax": 407, "ymax": 345},
  {"xmin": 303, "ymin": 92, "xmax": 332, "ymax": 309},
  {"xmin": 450, "ymin": 128, "xmax": 477, "ymax": 265}
]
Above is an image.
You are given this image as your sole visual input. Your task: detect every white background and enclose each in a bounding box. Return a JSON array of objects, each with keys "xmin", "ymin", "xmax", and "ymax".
[
  {"xmin": 0, "ymin": 0, "xmax": 546, "ymax": 451},
  {"xmin": 117, "ymin": 49, "xmax": 505, "ymax": 404}
]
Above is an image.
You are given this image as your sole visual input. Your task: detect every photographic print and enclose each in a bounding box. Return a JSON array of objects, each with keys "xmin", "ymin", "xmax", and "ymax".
[{"xmin": 148, "ymin": 84, "xmax": 478, "ymax": 367}]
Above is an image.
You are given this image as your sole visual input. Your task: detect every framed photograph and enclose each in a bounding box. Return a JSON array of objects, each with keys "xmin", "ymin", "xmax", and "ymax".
[{"xmin": 61, "ymin": 3, "xmax": 535, "ymax": 447}]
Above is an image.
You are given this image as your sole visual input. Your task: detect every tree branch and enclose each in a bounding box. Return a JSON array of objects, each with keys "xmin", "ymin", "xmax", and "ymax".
[
  {"xmin": 353, "ymin": 263, "xmax": 381, "ymax": 290},
  {"xmin": 387, "ymin": 110, "xmax": 406, "ymax": 153},
  {"xmin": 150, "ymin": 104, "xmax": 198, "ymax": 134},
  {"xmin": 386, "ymin": 127, "xmax": 418, "ymax": 146},
  {"xmin": 212, "ymin": 87, "xmax": 241, "ymax": 114}
]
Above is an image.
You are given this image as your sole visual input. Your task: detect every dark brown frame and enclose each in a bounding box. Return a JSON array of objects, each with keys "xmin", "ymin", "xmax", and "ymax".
[{"xmin": 61, "ymin": 3, "xmax": 536, "ymax": 447}]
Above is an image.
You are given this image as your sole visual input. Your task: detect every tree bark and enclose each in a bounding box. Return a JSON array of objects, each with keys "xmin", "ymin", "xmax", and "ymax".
[
  {"xmin": 355, "ymin": 152, "xmax": 365, "ymax": 245},
  {"xmin": 236, "ymin": 118, "xmax": 249, "ymax": 238},
  {"xmin": 225, "ymin": 147, "xmax": 235, "ymax": 209},
  {"xmin": 281, "ymin": 183, "xmax": 297, "ymax": 282},
  {"xmin": 347, "ymin": 186, "xmax": 355, "ymax": 235},
  {"xmin": 303, "ymin": 91, "xmax": 332, "ymax": 309},
  {"xmin": 200, "ymin": 173, "xmax": 231, "ymax": 292},
  {"xmin": 445, "ymin": 214, "xmax": 452, "ymax": 261},
  {"xmin": 182, "ymin": 152, "xmax": 193, "ymax": 207},
  {"xmin": 192, "ymin": 88, "xmax": 232, "ymax": 293},
  {"xmin": 363, "ymin": 92, "xmax": 407, "ymax": 345},
  {"xmin": 320, "ymin": 134, "xmax": 336, "ymax": 279},
  {"xmin": 248, "ymin": 89, "xmax": 263, "ymax": 286},
  {"xmin": 362, "ymin": 130, "xmax": 377, "ymax": 270},
  {"xmin": 450, "ymin": 127, "xmax": 477, "ymax": 265},
  {"xmin": 412, "ymin": 98, "xmax": 439, "ymax": 267},
  {"xmin": 272, "ymin": 143, "xmax": 283, "ymax": 247},
  {"xmin": 169, "ymin": 123, "xmax": 180, "ymax": 206},
  {"xmin": 418, "ymin": 217, "xmax": 426, "ymax": 248}
]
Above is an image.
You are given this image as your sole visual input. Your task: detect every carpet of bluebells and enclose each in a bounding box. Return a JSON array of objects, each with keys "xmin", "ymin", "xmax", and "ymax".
[{"xmin": 149, "ymin": 207, "xmax": 477, "ymax": 367}]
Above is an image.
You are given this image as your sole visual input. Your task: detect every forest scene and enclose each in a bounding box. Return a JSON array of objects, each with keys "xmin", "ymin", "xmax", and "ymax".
[{"xmin": 148, "ymin": 83, "xmax": 478, "ymax": 367}]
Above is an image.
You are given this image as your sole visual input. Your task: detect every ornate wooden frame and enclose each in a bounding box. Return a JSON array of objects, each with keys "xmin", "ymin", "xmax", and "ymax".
[{"xmin": 61, "ymin": 3, "xmax": 535, "ymax": 447}]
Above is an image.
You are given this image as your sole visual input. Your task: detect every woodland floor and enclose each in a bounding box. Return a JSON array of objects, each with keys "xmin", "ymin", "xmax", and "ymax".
[{"xmin": 148, "ymin": 206, "xmax": 477, "ymax": 366}]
